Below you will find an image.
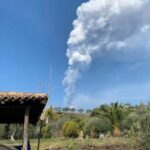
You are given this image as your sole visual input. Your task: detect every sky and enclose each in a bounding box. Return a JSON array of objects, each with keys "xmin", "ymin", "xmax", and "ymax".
[{"xmin": 0, "ymin": 0, "xmax": 150, "ymax": 109}]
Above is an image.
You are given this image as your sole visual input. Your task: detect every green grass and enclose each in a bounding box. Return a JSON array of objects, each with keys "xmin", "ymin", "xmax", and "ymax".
[{"xmin": 0, "ymin": 137, "xmax": 138, "ymax": 150}]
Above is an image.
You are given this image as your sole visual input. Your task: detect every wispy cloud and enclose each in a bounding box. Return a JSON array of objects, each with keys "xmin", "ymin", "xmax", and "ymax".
[
  {"xmin": 99, "ymin": 82, "xmax": 150, "ymax": 104},
  {"xmin": 71, "ymin": 93, "xmax": 99, "ymax": 109},
  {"xmin": 72, "ymin": 82, "xmax": 150, "ymax": 109},
  {"xmin": 63, "ymin": 0, "xmax": 150, "ymax": 106}
]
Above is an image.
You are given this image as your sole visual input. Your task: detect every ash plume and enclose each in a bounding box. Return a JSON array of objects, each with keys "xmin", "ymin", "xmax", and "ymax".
[{"xmin": 63, "ymin": 0, "xmax": 150, "ymax": 105}]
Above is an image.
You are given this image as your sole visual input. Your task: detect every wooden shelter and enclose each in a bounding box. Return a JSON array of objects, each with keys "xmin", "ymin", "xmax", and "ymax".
[{"xmin": 0, "ymin": 92, "xmax": 48, "ymax": 150}]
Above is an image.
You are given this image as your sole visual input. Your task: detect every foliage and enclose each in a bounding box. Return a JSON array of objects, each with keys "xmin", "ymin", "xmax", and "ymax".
[
  {"xmin": 62, "ymin": 121, "xmax": 79, "ymax": 138},
  {"xmin": 78, "ymin": 109, "xmax": 84, "ymax": 113},
  {"xmin": 0, "ymin": 124, "xmax": 10, "ymax": 139},
  {"xmin": 91, "ymin": 102, "xmax": 132, "ymax": 136},
  {"xmin": 139, "ymin": 105, "xmax": 150, "ymax": 150},
  {"xmin": 9, "ymin": 124, "xmax": 23, "ymax": 139},
  {"xmin": 44, "ymin": 107, "xmax": 58, "ymax": 123},
  {"xmin": 121, "ymin": 112, "xmax": 140, "ymax": 137},
  {"xmin": 0, "ymin": 137, "xmax": 138, "ymax": 150},
  {"xmin": 84, "ymin": 117, "xmax": 112, "ymax": 138},
  {"xmin": 50, "ymin": 115, "xmax": 70, "ymax": 137},
  {"xmin": 1, "ymin": 102, "xmax": 150, "ymax": 149},
  {"xmin": 42, "ymin": 125, "xmax": 52, "ymax": 138}
]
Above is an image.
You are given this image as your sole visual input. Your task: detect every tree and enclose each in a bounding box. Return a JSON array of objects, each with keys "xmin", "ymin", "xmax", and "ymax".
[
  {"xmin": 37, "ymin": 107, "xmax": 57, "ymax": 150},
  {"xmin": 42, "ymin": 125, "xmax": 52, "ymax": 138},
  {"xmin": 45, "ymin": 108, "xmax": 53, "ymax": 123},
  {"xmin": 62, "ymin": 107, "xmax": 70, "ymax": 113},
  {"xmin": 86, "ymin": 109, "xmax": 91, "ymax": 114},
  {"xmin": 139, "ymin": 103, "xmax": 150, "ymax": 150},
  {"xmin": 62, "ymin": 121, "xmax": 79, "ymax": 138},
  {"xmin": 78, "ymin": 108, "xmax": 84, "ymax": 114},
  {"xmin": 54, "ymin": 107, "xmax": 62, "ymax": 113},
  {"xmin": 70, "ymin": 108, "xmax": 76, "ymax": 113},
  {"xmin": 91, "ymin": 102, "xmax": 131, "ymax": 136},
  {"xmin": 1, "ymin": 124, "xmax": 10, "ymax": 139},
  {"xmin": 84, "ymin": 117, "xmax": 112, "ymax": 138}
]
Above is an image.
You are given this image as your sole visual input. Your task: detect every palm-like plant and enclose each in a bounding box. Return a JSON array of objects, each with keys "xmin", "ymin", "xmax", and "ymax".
[
  {"xmin": 37, "ymin": 107, "xmax": 58, "ymax": 150},
  {"xmin": 91, "ymin": 102, "xmax": 132, "ymax": 136},
  {"xmin": 44, "ymin": 107, "xmax": 56, "ymax": 123}
]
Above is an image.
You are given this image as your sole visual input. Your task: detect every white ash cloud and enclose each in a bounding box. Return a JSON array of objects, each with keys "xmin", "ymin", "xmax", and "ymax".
[{"xmin": 63, "ymin": 0, "xmax": 150, "ymax": 105}]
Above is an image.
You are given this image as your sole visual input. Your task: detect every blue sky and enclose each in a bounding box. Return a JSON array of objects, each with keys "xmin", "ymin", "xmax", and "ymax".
[
  {"xmin": 0, "ymin": 0, "xmax": 87, "ymax": 107},
  {"xmin": 0, "ymin": 0, "xmax": 150, "ymax": 109}
]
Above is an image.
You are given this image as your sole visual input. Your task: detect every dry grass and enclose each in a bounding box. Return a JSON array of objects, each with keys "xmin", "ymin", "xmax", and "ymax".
[{"xmin": 0, "ymin": 137, "xmax": 138, "ymax": 150}]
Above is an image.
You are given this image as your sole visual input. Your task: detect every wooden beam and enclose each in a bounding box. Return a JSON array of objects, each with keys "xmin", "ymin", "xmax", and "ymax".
[
  {"xmin": 23, "ymin": 106, "xmax": 30, "ymax": 150},
  {"xmin": 37, "ymin": 125, "xmax": 42, "ymax": 150}
]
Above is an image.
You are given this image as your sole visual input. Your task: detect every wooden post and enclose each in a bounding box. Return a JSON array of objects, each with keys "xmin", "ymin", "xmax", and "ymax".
[
  {"xmin": 23, "ymin": 106, "xmax": 30, "ymax": 150},
  {"xmin": 37, "ymin": 125, "xmax": 42, "ymax": 150}
]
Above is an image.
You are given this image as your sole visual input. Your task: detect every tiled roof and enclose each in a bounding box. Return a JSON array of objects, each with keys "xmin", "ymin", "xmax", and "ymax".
[{"xmin": 0, "ymin": 92, "xmax": 48, "ymax": 124}]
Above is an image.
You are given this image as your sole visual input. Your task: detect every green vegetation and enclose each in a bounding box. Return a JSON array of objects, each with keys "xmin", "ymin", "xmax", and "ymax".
[
  {"xmin": 0, "ymin": 137, "xmax": 138, "ymax": 150},
  {"xmin": 0, "ymin": 102, "xmax": 150, "ymax": 149},
  {"xmin": 91, "ymin": 102, "xmax": 132, "ymax": 136},
  {"xmin": 84, "ymin": 117, "xmax": 112, "ymax": 138},
  {"xmin": 62, "ymin": 121, "xmax": 79, "ymax": 138}
]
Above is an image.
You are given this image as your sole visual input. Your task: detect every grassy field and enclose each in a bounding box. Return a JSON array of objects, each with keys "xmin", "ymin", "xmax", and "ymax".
[{"xmin": 0, "ymin": 137, "xmax": 139, "ymax": 150}]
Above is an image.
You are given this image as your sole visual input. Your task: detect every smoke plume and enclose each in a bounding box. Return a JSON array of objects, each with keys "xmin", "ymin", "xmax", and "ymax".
[{"xmin": 63, "ymin": 0, "xmax": 150, "ymax": 105}]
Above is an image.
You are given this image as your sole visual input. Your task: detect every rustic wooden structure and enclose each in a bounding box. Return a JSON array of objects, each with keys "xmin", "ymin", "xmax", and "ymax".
[{"xmin": 0, "ymin": 92, "xmax": 48, "ymax": 150}]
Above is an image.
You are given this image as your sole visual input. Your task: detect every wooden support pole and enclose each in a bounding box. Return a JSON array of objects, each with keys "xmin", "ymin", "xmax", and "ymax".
[
  {"xmin": 37, "ymin": 125, "xmax": 42, "ymax": 150},
  {"xmin": 23, "ymin": 106, "xmax": 30, "ymax": 150}
]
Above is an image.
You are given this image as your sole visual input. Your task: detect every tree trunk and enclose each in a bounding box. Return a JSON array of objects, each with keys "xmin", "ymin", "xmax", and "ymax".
[
  {"xmin": 113, "ymin": 126, "xmax": 121, "ymax": 137},
  {"xmin": 37, "ymin": 125, "xmax": 42, "ymax": 150}
]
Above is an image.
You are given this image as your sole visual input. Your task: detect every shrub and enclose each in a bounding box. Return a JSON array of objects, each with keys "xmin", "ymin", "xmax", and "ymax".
[
  {"xmin": 62, "ymin": 121, "xmax": 79, "ymax": 138},
  {"xmin": 0, "ymin": 124, "xmax": 10, "ymax": 139},
  {"xmin": 140, "ymin": 112, "xmax": 150, "ymax": 150},
  {"xmin": 84, "ymin": 117, "xmax": 112, "ymax": 138},
  {"xmin": 51, "ymin": 116, "xmax": 70, "ymax": 137},
  {"xmin": 42, "ymin": 125, "xmax": 52, "ymax": 138},
  {"xmin": 121, "ymin": 112, "xmax": 140, "ymax": 131},
  {"xmin": 91, "ymin": 102, "xmax": 132, "ymax": 137}
]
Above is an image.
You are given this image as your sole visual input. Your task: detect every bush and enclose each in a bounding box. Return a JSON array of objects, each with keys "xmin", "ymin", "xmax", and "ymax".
[
  {"xmin": 140, "ymin": 112, "xmax": 150, "ymax": 150},
  {"xmin": 51, "ymin": 116, "xmax": 70, "ymax": 137},
  {"xmin": 121, "ymin": 112, "xmax": 140, "ymax": 132},
  {"xmin": 42, "ymin": 125, "xmax": 52, "ymax": 138},
  {"xmin": 0, "ymin": 124, "xmax": 10, "ymax": 139},
  {"xmin": 62, "ymin": 121, "xmax": 79, "ymax": 138},
  {"xmin": 84, "ymin": 117, "xmax": 112, "ymax": 138}
]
